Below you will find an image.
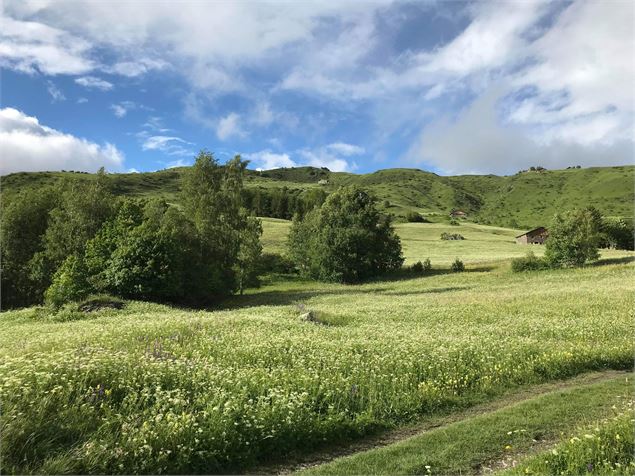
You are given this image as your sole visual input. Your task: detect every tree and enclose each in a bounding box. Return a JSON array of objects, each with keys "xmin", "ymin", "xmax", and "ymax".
[
  {"xmin": 235, "ymin": 213, "xmax": 263, "ymax": 294},
  {"xmin": 1, "ymin": 187, "xmax": 57, "ymax": 308},
  {"xmin": 45, "ymin": 254, "xmax": 93, "ymax": 308},
  {"xmin": 288, "ymin": 186, "xmax": 403, "ymax": 283},
  {"xmin": 181, "ymin": 151, "xmax": 252, "ymax": 297},
  {"xmin": 33, "ymin": 169, "xmax": 116, "ymax": 291},
  {"xmin": 545, "ymin": 208, "xmax": 602, "ymax": 268},
  {"xmin": 600, "ymin": 218, "xmax": 634, "ymax": 250}
]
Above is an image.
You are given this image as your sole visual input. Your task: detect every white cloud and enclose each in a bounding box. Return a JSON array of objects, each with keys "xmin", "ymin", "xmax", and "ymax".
[
  {"xmin": 216, "ymin": 113, "xmax": 243, "ymax": 141},
  {"xmin": 74, "ymin": 75, "xmax": 113, "ymax": 91},
  {"xmin": 244, "ymin": 150, "xmax": 297, "ymax": 170},
  {"xmin": 407, "ymin": 88, "xmax": 633, "ymax": 175},
  {"xmin": 140, "ymin": 135, "xmax": 194, "ymax": 156},
  {"xmin": 76, "ymin": 97, "xmax": 88, "ymax": 104},
  {"xmin": 107, "ymin": 58, "xmax": 168, "ymax": 77},
  {"xmin": 245, "ymin": 142, "xmax": 362, "ymax": 172},
  {"xmin": 109, "ymin": 101, "xmax": 137, "ymax": 118},
  {"xmin": 0, "ymin": 15, "xmax": 95, "ymax": 75},
  {"xmin": 46, "ymin": 80, "xmax": 65, "ymax": 102},
  {"xmin": 326, "ymin": 142, "xmax": 364, "ymax": 156},
  {"xmin": 0, "ymin": 107, "xmax": 124, "ymax": 174}
]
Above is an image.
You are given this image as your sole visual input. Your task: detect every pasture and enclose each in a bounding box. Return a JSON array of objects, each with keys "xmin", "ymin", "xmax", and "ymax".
[{"xmin": 1, "ymin": 219, "xmax": 633, "ymax": 473}]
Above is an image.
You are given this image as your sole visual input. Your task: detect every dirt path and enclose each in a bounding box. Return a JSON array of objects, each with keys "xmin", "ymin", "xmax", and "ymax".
[{"xmin": 250, "ymin": 369, "xmax": 630, "ymax": 475}]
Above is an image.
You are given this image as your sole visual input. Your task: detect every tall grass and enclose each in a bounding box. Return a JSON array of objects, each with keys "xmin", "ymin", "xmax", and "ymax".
[{"xmin": 0, "ymin": 261, "xmax": 633, "ymax": 473}]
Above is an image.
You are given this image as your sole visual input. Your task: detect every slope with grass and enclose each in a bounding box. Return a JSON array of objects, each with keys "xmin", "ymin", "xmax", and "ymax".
[
  {"xmin": 261, "ymin": 218, "xmax": 635, "ymax": 266},
  {"xmin": 3, "ymin": 165, "xmax": 633, "ymax": 228},
  {"xmin": 1, "ymin": 254, "xmax": 633, "ymax": 474},
  {"xmin": 300, "ymin": 373, "xmax": 633, "ymax": 475}
]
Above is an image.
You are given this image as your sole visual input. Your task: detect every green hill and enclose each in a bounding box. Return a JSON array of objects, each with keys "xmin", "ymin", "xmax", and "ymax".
[{"xmin": 2, "ymin": 165, "xmax": 632, "ymax": 229}]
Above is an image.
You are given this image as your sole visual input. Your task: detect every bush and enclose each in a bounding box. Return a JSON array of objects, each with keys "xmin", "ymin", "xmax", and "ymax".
[
  {"xmin": 411, "ymin": 261, "xmax": 424, "ymax": 273},
  {"xmin": 511, "ymin": 252, "xmax": 549, "ymax": 272},
  {"xmin": 258, "ymin": 253, "xmax": 296, "ymax": 274},
  {"xmin": 449, "ymin": 218, "xmax": 459, "ymax": 226},
  {"xmin": 411, "ymin": 258, "xmax": 432, "ymax": 274},
  {"xmin": 45, "ymin": 254, "xmax": 93, "ymax": 308},
  {"xmin": 406, "ymin": 212, "xmax": 427, "ymax": 223},
  {"xmin": 451, "ymin": 258, "xmax": 465, "ymax": 272},
  {"xmin": 441, "ymin": 232, "xmax": 464, "ymax": 240},
  {"xmin": 288, "ymin": 186, "xmax": 404, "ymax": 283},
  {"xmin": 545, "ymin": 208, "xmax": 602, "ymax": 268}
]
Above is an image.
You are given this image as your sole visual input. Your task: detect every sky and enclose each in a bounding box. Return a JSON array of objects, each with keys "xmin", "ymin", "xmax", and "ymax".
[{"xmin": 1, "ymin": 0, "xmax": 633, "ymax": 176}]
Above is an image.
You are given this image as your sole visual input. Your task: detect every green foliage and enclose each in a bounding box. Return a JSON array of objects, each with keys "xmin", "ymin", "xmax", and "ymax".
[
  {"xmin": 288, "ymin": 186, "xmax": 404, "ymax": 283},
  {"xmin": 406, "ymin": 212, "xmax": 426, "ymax": 223},
  {"xmin": 410, "ymin": 258, "xmax": 431, "ymax": 274},
  {"xmin": 451, "ymin": 258, "xmax": 465, "ymax": 272},
  {"xmin": 258, "ymin": 253, "xmax": 296, "ymax": 274},
  {"xmin": 601, "ymin": 218, "xmax": 634, "ymax": 250},
  {"xmin": 449, "ymin": 218, "xmax": 459, "ymax": 226},
  {"xmin": 0, "ymin": 187, "xmax": 57, "ymax": 308},
  {"xmin": 235, "ymin": 213, "xmax": 264, "ymax": 294},
  {"xmin": 39, "ymin": 168, "xmax": 116, "ymax": 271},
  {"xmin": 545, "ymin": 208, "xmax": 602, "ymax": 268},
  {"xmin": 511, "ymin": 251, "xmax": 550, "ymax": 272},
  {"xmin": 44, "ymin": 255, "xmax": 93, "ymax": 308},
  {"xmin": 440, "ymin": 232, "xmax": 464, "ymax": 240},
  {"xmin": 180, "ymin": 151, "xmax": 248, "ymax": 296},
  {"xmin": 507, "ymin": 410, "xmax": 635, "ymax": 475}
]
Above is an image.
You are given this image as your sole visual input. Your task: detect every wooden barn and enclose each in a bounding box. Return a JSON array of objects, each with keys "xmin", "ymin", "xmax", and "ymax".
[{"xmin": 516, "ymin": 227, "xmax": 548, "ymax": 245}]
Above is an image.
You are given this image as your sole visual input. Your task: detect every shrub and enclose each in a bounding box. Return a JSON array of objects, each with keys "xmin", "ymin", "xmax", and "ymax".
[
  {"xmin": 288, "ymin": 186, "xmax": 404, "ymax": 283},
  {"xmin": 258, "ymin": 253, "xmax": 296, "ymax": 274},
  {"xmin": 449, "ymin": 218, "xmax": 459, "ymax": 226},
  {"xmin": 511, "ymin": 252, "xmax": 549, "ymax": 272},
  {"xmin": 411, "ymin": 261, "xmax": 424, "ymax": 273},
  {"xmin": 411, "ymin": 258, "xmax": 432, "ymax": 274},
  {"xmin": 441, "ymin": 232, "xmax": 464, "ymax": 240},
  {"xmin": 451, "ymin": 258, "xmax": 465, "ymax": 272},
  {"xmin": 545, "ymin": 208, "xmax": 602, "ymax": 268},
  {"xmin": 45, "ymin": 254, "xmax": 93, "ymax": 308},
  {"xmin": 422, "ymin": 257, "xmax": 432, "ymax": 271},
  {"xmin": 406, "ymin": 212, "xmax": 427, "ymax": 223}
]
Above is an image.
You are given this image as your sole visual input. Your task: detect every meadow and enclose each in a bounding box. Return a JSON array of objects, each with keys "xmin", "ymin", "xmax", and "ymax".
[{"xmin": 1, "ymin": 220, "xmax": 633, "ymax": 474}]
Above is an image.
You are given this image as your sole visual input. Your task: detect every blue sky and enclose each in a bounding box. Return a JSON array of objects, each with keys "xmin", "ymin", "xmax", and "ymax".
[{"xmin": 1, "ymin": 1, "xmax": 632, "ymax": 176}]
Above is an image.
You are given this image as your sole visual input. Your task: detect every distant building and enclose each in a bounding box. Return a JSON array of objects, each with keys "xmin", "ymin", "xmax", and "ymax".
[
  {"xmin": 515, "ymin": 227, "xmax": 548, "ymax": 245},
  {"xmin": 450, "ymin": 210, "xmax": 468, "ymax": 218}
]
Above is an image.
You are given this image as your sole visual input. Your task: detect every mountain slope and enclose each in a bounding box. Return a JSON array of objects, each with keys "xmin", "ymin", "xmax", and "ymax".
[{"xmin": 2, "ymin": 165, "xmax": 632, "ymax": 228}]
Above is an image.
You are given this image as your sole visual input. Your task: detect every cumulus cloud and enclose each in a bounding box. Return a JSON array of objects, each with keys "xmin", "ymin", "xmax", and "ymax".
[
  {"xmin": 408, "ymin": 89, "xmax": 633, "ymax": 175},
  {"xmin": 0, "ymin": 15, "xmax": 95, "ymax": 75},
  {"xmin": 245, "ymin": 142, "xmax": 363, "ymax": 172},
  {"xmin": 0, "ymin": 107, "xmax": 124, "ymax": 174},
  {"xmin": 244, "ymin": 150, "xmax": 297, "ymax": 170},
  {"xmin": 74, "ymin": 75, "xmax": 113, "ymax": 91}
]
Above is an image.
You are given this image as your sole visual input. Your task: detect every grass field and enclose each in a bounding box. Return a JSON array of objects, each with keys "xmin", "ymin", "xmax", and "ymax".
[
  {"xmin": 1, "ymin": 239, "xmax": 633, "ymax": 473},
  {"xmin": 301, "ymin": 373, "xmax": 634, "ymax": 475},
  {"xmin": 261, "ymin": 218, "xmax": 632, "ymax": 266}
]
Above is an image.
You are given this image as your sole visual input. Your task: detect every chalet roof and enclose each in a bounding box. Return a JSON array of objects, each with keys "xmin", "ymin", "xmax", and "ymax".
[{"xmin": 515, "ymin": 227, "xmax": 547, "ymax": 238}]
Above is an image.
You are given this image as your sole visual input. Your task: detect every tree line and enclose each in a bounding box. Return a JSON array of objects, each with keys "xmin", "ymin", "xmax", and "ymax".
[
  {"xmin": 1, "ymin": 152, "xmax": 263, "ymax": 309},
  {"xmin": 242, "ymin": 186, "xmax": 327, "ymax": 219},
  {"xmin": 1, "ymin": 151, "xmax": 404, "ymax": 309}
]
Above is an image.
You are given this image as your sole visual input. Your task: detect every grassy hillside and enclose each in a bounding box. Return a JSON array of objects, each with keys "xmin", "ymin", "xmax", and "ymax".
[
  {"xmin": 1, "ymin": 255, "xmax": 633, "ymax": 473},
  {"xmin": 261, "ymin": 218, "xmax": 633, "ymax": 265},
  {"xmin": 2, "ymin": 165, "xmax": 633, "ymax": 228}
]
